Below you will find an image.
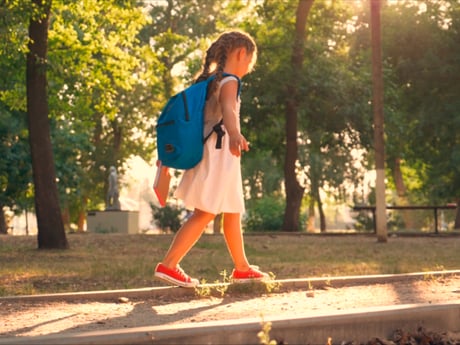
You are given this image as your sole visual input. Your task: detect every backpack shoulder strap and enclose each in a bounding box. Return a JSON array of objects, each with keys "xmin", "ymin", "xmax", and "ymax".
[
  {"xmin": 205, "ymin": 73, "xmax": 241, "ymax": 99},
  {"xmin": 203, "ymin": 74, "xmax": 241, "ymax": 147},
  {"xmin": 221, "ymin": 72, "xmax": 241, "ymax": 98}
]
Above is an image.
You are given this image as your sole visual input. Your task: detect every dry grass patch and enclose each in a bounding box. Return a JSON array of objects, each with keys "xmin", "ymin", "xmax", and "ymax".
[{"xmin": 0, "ymin": 232, "xmax": 459, "ymax": 296}]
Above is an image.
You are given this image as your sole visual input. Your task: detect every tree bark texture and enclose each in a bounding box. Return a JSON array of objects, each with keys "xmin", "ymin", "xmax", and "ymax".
[
  {"xmin": 314, "ymin": 185, "xmax": 326, "ymax": 232},
  {"xmin": 455, "ymin": 200, "xmax": 460, "ymax": 229},
  {"xmin": 27, "ymin": 0, "xmax": 68, "ymax": 249},
  {"xmin": 370, "ymin": 0, "xmax": 387, "ymax": 242},
  {"xmin": 282, "ymin": 0, "xmax": 314, "ymax": 231}
]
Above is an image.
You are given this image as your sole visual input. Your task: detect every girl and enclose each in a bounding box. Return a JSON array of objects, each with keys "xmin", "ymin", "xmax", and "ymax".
[{"xmin": 154, "ymin": 30, "xmax": 269, "ymax": 288}]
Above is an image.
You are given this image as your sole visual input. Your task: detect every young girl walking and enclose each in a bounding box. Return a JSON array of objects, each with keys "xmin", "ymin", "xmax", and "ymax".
[{"xmin": 154, "ymin": 30, "xmax": 270, "ymax": 288}]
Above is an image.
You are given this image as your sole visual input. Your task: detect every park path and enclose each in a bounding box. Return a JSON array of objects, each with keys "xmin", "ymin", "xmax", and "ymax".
[{"xmin": 1, "ymin": 273, "xmax": 459, "ymax": 339}]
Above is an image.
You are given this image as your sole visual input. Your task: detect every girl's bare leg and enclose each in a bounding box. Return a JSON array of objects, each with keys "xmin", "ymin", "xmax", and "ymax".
[
  {"xmin": 222, "ymin": 212, "xmax": 251, "ymax": 271},
  {"xmin": 161, "ymin": 209, "xmax": 215, "ymax": 268}
]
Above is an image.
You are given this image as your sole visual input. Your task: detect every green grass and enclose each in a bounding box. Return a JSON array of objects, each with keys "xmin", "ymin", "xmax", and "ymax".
[{"xmin": 0, "ymin": 232, "xmax": 459, "ymax": 296}]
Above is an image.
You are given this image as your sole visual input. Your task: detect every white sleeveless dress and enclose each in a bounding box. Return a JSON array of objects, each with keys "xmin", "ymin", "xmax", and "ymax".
[{"xmin": 174, "ymin": 76, "xmax": 245, "ymax": 214}]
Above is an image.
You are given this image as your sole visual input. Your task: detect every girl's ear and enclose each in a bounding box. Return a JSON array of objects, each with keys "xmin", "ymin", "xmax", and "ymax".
[{"xmin": 236, "ymin": 47, "xmax": 247, "ymax": 60}]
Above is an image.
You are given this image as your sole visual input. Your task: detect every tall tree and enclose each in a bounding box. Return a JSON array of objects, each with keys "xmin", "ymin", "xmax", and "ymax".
[
  {"xmin": 370, "ymin": 0, "xmax": 387, "ymax": 242},
  {"xmin": 282, "ymin": 0, "xmax": 314, "ymax": 231},
  {"xmin": 245, "ymin": 0, "xmax": 372, "ymax": 231},
  {"xmin": 47, "ymin": 0, "xmax": 156, "ymax": 227},
  {"xmin": 352, "ymin": 0, "xmax": 460, "ymax": 229},
  {"xmin": 27, "ymin": 0, "xmax": 68, "ymax": 248},
  {"xmin": 297, "ymin": 0, "xmax": 372, "ymax": 232},
  {"xmin": 239, "ymin": 3, "xmax": 290, "ymax": 205}
]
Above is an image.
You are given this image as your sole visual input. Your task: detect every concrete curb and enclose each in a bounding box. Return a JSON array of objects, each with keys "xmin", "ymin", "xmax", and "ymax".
[
  {"xmin": 1, "ymin": 269, "xmax": 459, "ymax": 303},
  {"xmin": 1, "ymin": 302, "xmax": 459, "ymax": 344}
]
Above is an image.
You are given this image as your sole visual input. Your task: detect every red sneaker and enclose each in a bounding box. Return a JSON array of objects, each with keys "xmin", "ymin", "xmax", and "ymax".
[
  {"xmin": 154, "ymin": 263, "xmax": 199, "ymax": 288},
  {"xmin": 231, "ymin": 265, "xmax": 270, "ymax": 283}
]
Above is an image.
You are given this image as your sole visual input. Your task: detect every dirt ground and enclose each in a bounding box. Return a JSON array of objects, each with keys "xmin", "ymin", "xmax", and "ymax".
[{"xmin": 1, "ymin": 275, "xmax": 460, "ymax": 343}]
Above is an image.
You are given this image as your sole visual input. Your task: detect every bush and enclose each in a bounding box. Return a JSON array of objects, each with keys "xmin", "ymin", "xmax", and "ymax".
[
  {"xmin": 150, "ymin": 203, "xmax": 184, "ymax": 232},
  {"xmin": 352, "ymin": 210, "xmax": 375, "ymax": 232},
  {"xmin": 244, "ymin": 196, "xmax": 284, "ymax": 232}
]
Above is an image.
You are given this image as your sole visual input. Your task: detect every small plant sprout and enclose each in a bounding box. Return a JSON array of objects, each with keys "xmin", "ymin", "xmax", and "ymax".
[
  {"xmin": 194, "ymin": 272, "xmax": 230, "ymax": 298},
  {"xmin": 305, "ymin": 280, "xmax": 315, "ymax": 298},
  {"xmin": 215, "ymin": 270, "xmax": 229, "ymax": 296},
  {"xmin": 258, "ymin": 316, "xmax": 277, "ymax": 345},
  {"xmin": 195, "ymin": 279, "xmax": 211, "ymax": 297},
  {"xmin": 264, "ymin": 272, "xmax": 281, "ymax": 293}
]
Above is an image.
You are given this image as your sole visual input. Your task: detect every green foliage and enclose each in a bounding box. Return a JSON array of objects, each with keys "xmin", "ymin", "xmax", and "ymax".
[
  {"xmin": 45, "ymin": 0, "xmax": 161, "ymax": 217},
  {"xmin": 352, "ymin": 210, "xmax": 374, "ymax": 232},
  {"xmin": 243, "ymin": 149, "xmax": 284, "ymax": 202},
  {"xmin": 3, "ymin": 0, "xmax": 460, "ymax": 232},
  {"xmin": 1, "ymin": 0, "xmax": 164, "ymax": 225},
  {"xmin": 0, "ymin": 102, "xmax": 33, "ymax": 212},
  {"xmin": 139, "ymin": 0, "xmax": 253, "ymax": 92},
  {"xmin": 0, "ymin": 3, "xmax": 28, "ymax": 112},
  {"xmin": 150, "ymin": 203, "xmax": 184, "ymax": 233},
  {"xmin": 244, "ymin": 0, "xmax": 373, "ymax": 230},
  {"xmin": 244, "ymin": 196, "xmax": 284, "ymax": 232},
  {"xmin": 351, "ymin": 0, "xmax": 460, "ymax": 207}
]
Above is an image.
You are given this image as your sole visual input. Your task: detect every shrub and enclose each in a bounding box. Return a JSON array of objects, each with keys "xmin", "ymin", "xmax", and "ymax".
[
  {"xmin": 244, "ymin": 196, "xmax": 284, "ymax": 232},
  {"xmin": 150, "ymin": 203, "xmax": 184, "ymax": 232}
]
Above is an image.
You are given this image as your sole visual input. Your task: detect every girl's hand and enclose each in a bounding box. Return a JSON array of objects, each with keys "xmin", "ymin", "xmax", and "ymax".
[{"xmin": 229, "ymin": 132, "xmax": 249, "ymax": 157}]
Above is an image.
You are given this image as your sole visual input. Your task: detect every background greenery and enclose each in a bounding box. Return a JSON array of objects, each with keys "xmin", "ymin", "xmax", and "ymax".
[{"xmin": 2, "ymin": 0, "xmax": 460, "ymax": 234}]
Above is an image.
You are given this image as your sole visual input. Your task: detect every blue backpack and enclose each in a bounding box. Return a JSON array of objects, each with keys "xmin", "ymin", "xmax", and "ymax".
[{"xmin": 156, "ymin": 73, "xmax": 241, "ymax": 169}]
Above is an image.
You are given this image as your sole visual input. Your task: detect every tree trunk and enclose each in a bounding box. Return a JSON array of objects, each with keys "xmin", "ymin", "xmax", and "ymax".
[
  {"xmin": 27, "ymin": 0, "xmax": 68, "ymax": 249},
  {"xmin": 306, "ymin": 196, "xmax": 315, "ymax": 232},
  {"xmin": 282, "ymin": 0, "xmax": 314, "ymax": 232},
  {"xmin": 454, "ymin": 199, "xmax": 460, "ymax": 229},
  {"xmin": 309, "ymin": 142, "xmax": 326, "ymax": 232},
  {"xmin": 315, "ymin": 186, "xmax": 326, "ymax": 232},
  {"xmin": 77, "ymin": 210, "xmax": 86, "ymax": 232},
  {"xmin": 112, "ymin": 120, "xmax": 122, "ymax": 165},
  {"xmin": 370, "ymin": 0, "xmax": 387, "ymax": 242},
  {"xmin": 0, "ymin": 204, "xmax": 8, "ymax": 234}
]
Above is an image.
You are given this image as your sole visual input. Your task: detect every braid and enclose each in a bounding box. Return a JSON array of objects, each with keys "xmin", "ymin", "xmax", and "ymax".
[
  {"xmin": 207, "ymin": 42, "xmax": 227, "ymax": 94},
  {"xmin": 196, "ymin": 30, "xmax": 257, "ymax": 93},
  {"xmin": 195, "ymin": 42, "xmax": 217, "ymax": 83}
]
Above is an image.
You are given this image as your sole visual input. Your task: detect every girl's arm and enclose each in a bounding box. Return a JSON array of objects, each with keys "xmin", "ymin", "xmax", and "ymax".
[{"xmin": 219, "ymin": 80, "xmax": 249, "ymax": 157}]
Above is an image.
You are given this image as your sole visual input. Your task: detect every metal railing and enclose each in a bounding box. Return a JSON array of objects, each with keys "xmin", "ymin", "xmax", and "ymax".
[{"xmin": 352, "ymin": 205, "xmax": 457, "ymax": 234}]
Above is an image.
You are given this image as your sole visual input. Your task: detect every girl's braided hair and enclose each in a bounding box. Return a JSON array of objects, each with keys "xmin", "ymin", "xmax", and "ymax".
[{"xmin": 195, "ymin": 30, "xmax": 257, "ymax": 95}]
